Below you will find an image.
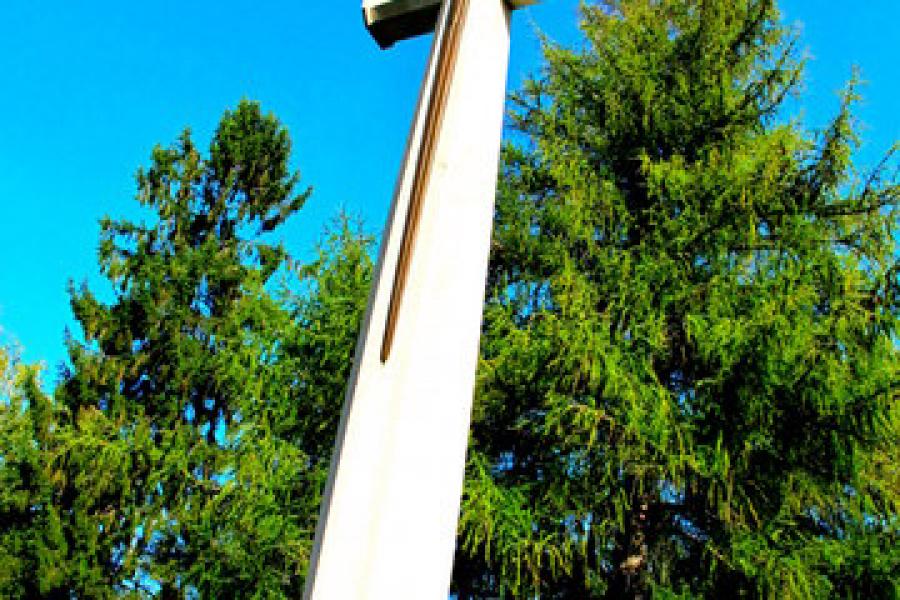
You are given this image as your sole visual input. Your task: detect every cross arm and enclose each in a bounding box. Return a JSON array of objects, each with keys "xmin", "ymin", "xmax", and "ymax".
[{"xmin": 364, "ymin": 0, "xmax": 537, "ymax": 48}]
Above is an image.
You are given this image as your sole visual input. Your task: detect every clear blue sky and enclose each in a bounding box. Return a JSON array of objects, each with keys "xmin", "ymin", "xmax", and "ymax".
[{"xmin": 0, "ymin": 1, "xmax": 897, "ymax": 378}]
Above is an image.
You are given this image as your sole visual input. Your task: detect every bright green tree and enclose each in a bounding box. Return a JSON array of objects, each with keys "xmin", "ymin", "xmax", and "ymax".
[{"xmin": 454, "ymin": 0, "xmax": 898, "ymax": 597}]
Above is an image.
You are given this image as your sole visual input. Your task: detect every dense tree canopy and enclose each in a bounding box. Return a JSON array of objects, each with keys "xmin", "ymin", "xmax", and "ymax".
[{"xmin": 453, "ymin": 0, "xmax": 898, "ymax": 597}]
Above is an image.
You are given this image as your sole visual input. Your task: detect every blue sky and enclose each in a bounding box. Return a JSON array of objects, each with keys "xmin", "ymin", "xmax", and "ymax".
[{"xmin": 0, "ymin": 1, "xmax": 897, "ymax": 377}]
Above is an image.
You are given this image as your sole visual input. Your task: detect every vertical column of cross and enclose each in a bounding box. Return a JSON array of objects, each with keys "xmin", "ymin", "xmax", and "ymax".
[{"xmin": 304, "ymin": 1, "xmax": 512, "ymax": 598}]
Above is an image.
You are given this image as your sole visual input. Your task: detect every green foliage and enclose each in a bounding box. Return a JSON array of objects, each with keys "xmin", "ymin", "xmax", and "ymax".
[
  {"xmin": 0, "ymin": 348, "xmax": 56, "ymax": 599},
  {"xmin": 0, "ymin": 102, "xmax": 374, "ymax": 597},
  {"xmin": 454, "ymin": 0, "xmax": 899, "ymax": 597}
]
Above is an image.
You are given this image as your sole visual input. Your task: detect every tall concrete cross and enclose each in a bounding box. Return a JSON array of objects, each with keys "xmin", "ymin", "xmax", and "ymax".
[{"xmin": 304, "ymin": 1, "xmax": 536, "ymax": 597}]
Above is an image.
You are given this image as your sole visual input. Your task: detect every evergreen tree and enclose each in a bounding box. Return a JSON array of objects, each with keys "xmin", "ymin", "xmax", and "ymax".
[
  {"xmin": 454, "ymin": 0, "xmax": 898, "ymax": 597},
  {"xmin": 0, "ymin": 347, "xmax": 62, "ymax": 599},
  {"xmin": 46, "ymin": 102, "xmax": 372, "ymax": 597}
]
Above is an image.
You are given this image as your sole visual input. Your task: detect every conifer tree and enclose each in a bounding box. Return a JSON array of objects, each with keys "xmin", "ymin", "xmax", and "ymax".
[
  {"xmin": 454, "ymin": 1, "xmax": 898, "ymax": 597},
  {"xmin": 0, "ymin": 347, "xmax": 62, "ymax": 598},
  {"xmin": 48, "ymin": 102, "xmax": 373, "ymax": 597}
]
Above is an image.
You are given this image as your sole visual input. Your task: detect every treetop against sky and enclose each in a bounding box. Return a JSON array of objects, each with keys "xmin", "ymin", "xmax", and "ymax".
[{"xmin": 0, "ymin": 0, "xmax": 897, "ymax": 373}]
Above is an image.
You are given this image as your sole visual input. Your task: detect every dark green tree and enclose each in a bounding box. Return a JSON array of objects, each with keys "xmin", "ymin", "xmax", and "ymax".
[
  {"xmin": 43, "ymin": 101, "xmax": 373, "ymax": 598},
  {"xmin": 0, "ymin": 347, "xmax": 67, "ymax": 599},
  {"xmin": 454, "ymin": 0, "xmax": 898, "ymax": 597}
]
